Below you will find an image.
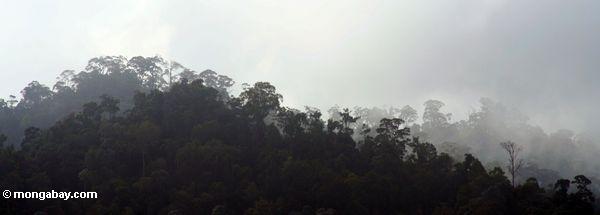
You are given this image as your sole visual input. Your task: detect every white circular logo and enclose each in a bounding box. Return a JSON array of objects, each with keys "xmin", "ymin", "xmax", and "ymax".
[{"xmin": 2, "ymin": 190, "xmax": 10, "ymax": 199}]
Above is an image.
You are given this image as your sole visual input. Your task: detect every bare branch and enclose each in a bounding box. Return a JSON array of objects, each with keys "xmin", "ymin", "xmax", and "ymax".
[{"xmin": 500, "ymin": 141, "xmax": 523, "ymax": 187}]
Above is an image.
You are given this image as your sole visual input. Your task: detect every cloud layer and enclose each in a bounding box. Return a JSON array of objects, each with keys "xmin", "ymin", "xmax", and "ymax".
[{"xmin": 1, "ymin": 0, "xmax": 599, "ymax": 133}]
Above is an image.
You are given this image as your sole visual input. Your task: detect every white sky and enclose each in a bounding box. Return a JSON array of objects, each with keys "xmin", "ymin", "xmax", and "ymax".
[{"xmin": 1, "ymin": 0, "xmax": 599, "ymax": 133}]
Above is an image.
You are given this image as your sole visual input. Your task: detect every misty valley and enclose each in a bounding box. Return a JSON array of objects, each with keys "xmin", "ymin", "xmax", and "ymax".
[{"xmin": 0, "ymin": 56, "xmax": 598, "ymax": 214}]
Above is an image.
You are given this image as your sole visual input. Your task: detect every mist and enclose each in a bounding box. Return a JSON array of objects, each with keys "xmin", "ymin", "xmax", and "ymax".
[
  {"xmin": 2, "ymin": 1, "xmax": 600, "ymax": 213},
  {"xmin": 2, "ymin": 0, "xmax": 600, "ymax": 134}
]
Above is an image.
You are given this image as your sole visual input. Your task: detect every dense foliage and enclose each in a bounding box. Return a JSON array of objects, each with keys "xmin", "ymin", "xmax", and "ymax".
[
  {"xmin": 334, "ymin": 101, "xmax": 600, "ymax": 185},
  {"xmin": 0, "ymin": 56, "xmax": 232, "ymax": 148},
  {"xmin": 0, "ymin": 56, "xmax": 598, "ymax": 214}
]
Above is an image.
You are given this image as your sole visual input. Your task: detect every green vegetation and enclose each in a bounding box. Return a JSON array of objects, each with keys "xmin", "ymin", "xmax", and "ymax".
[{"xmin": 0, "ymin": 56, "xmax": 597, "ymax": 214}]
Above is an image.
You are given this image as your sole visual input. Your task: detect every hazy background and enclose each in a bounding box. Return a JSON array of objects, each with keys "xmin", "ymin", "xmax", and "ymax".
[{"xmin": 1, "ymin": 0, "xmax": 599, "ymax": 134}]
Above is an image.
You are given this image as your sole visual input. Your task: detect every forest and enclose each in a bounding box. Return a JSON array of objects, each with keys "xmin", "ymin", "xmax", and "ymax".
[{"xmin": 0, "ymin": 56, "xmax": 598, "ymax": 214}]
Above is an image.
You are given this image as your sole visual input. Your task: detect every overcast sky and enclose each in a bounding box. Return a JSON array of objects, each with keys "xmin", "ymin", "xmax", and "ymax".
[{"xmin": 1, "ymin": 0, "xmax": 599, "ymax": 133}]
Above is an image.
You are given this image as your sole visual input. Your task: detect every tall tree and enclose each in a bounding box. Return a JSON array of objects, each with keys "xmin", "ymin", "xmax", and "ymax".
[
  {"xmin": 500, "ymin": 141, "xmax": 524, "ymax": 187},
  {"xmin": 198, "ymin": 69, "xmax": 235, "ymax": 98},
  {"xmin": 19, "ymin": 81, "xmax": 53, "ymax": 108},
  {"xmin": 399, "ymin": 105, "xmax": 418, "ymax": 124},
  {"xmin": 237, "ymin": 82, "xmax": 282, "ymax": 121}
]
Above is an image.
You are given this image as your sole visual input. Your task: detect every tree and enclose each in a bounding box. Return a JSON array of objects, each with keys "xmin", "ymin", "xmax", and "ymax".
[
  {"xmin": 1, "ymin": 56, "xmax": 597, "ymax": 214},
  {"xmin": 85, "ymin": 56, "xmax": 128, "ymax": 75},
  {"xmin": 339, "ymin": 108, "xmax": 358, "ymax": 135},
  {"xmin": 399, "ymin": 105, "xmax": 418, "ymax": 124},
  {"xmin": 422, "ymin": 100, "xmax": 450, "ymax": 130},
  {"xmin": 570, "ymin": 175, "xmax": 595, "ymax": 213},
  {"xmin": 178, "ymin": 69, "xmax": 199, "ymax": 82},
  {"xmin": 420, "ymin": 100, "xmax": 455, "ymax": 144},
  {"xmin": 500, "ymin": 141, "xmax": 523, "ymax": 187},
  {"xmin": 372, "ymin": 118, "xmax": 410, "ymax": 160},
  {"xmin": 237, "ymin": 82, "xmax": 282, "ymax": 120},
  {"xmin": 127, "ymin": 56, "xmax": 170, "ymax": 90},
  {"xmin": 20, "ymin": 81, "xmax": 53, "ymax": 108},
  {"xmin": 99, "ymin": 95, "xmax": 120, "ymax": 119},
  {"xmin": 552, "ymin": 179, "xmax": 571, "ymax": 206},
  {"xmin": 198, "ymin": 70, "xmax": 234, "ymax": 97},
  {"xmin": 53, "ymin": 70, "xmax": 76, "ymax": 92}
]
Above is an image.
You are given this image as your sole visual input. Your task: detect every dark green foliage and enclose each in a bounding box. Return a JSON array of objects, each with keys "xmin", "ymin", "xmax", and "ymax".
[
  {"xmin": 0, "ymin": 57, "xmax": 597, "ymax": 214},
  {"xmin": 0, "ymin": 56, "xmax": 204, "ymax": 147}
]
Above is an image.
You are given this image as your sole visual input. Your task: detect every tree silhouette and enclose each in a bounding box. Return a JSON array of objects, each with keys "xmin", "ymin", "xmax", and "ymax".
[
  {"xmin": 0, "ymin": 56, "xmax": 597, "ymax": 214},
  {"xmin": 500, "ymin": 141, "xmax": 524, "ymax": 187}
]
